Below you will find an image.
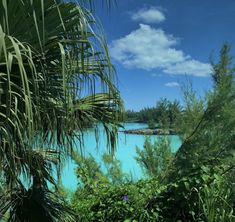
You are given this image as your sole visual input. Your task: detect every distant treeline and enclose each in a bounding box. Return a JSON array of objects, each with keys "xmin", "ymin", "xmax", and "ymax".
[{"xmin": 124, "ymin": 98, "xmax": 182, "ymax": 128}]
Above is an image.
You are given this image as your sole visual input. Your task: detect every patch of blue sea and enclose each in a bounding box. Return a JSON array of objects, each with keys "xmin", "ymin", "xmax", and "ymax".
[{"xmin": 61, "ymin": 123, "xmax": 182, "ymax": 191}]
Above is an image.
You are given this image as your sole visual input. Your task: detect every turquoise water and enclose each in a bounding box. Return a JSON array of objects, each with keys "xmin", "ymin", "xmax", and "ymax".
[{"xmin": 61, "ymin": 123, "xmax": 181, "ymax": 191}]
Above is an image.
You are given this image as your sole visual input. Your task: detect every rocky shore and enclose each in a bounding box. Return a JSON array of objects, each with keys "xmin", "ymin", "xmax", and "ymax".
[{"xmin": 122, "ymin": 128, "xmax": 176, "ymax": 135}]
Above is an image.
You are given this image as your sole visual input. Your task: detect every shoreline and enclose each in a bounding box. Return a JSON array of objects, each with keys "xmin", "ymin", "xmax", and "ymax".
[{"xmin": 121, "ymin": 127, "xmax": 177, "ymax": 135}]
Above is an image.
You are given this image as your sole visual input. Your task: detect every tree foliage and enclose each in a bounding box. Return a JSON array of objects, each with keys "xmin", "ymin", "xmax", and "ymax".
[
  {"xmin": 0, "ymin": 0, "xmax": 122, "ymax": 221},
  {"xmin": 163, "ymin": 43, "xmax": 235, "ymax": 220},
  {"xmin": 71, "ymin": 43, "xmax": 235, "ymax": 222},
  {"xmin": 135, "ymin": 137, "xmax": 173, "ymax": 178},
  {"xmin": 125, "ymin": 99, "xmax": 181, "ymax": 128}
]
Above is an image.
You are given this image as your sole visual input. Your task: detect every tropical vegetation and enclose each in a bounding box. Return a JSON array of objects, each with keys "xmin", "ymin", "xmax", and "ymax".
[
  {"xmin": 71, "ymin": 43, "xmax": 235, "ymax": 221},
  {"xmin": 125, "ymin": 99, "xmax": 182, "ymax": 129},
  {"xmin": 0, "ymin": 0, "xmax": 234, "ymax": 221},
  {"xmin": 0, "ymin": 0, "xmax": 122, "ymax": 221}
]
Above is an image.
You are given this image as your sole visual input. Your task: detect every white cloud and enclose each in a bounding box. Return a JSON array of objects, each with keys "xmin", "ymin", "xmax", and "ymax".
[
  {"xmin": 131, "ymin": 7, "xmax": 166, "ymax": 24},
  {"xmin": 163, "ymin": 60, "xmax": 212, "ymax": 77},
  {"xmin": 109, "ymin": 24, "xmax": 212, "ymax": 77},
  {"xmin": 165, "ymin": 82, "xmax": 180, "ymax": 87}
]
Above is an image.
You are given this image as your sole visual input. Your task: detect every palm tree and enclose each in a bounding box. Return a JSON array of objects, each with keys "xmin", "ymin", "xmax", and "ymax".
[{"xmin": 0, "ymin": 0, "xmax": 123, "ymax": 221}]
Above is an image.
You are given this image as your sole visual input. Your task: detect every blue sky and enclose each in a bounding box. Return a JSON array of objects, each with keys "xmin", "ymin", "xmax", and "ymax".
[{"xmin": 96, "ymin": 0, "xmax": 235, "ymax": 110}]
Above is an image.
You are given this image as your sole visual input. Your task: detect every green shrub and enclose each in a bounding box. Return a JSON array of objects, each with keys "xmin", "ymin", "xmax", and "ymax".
[
  {"xmin": 135, "ymin": 137, "xmax": 173, "ymax": 178},
  {"xmin": 72, "ymin": 179, "xmax": 164, "ymax": 222},
  {"xmin": 147, "ymin": 120, "xmax": 156, "ymax": 129}
]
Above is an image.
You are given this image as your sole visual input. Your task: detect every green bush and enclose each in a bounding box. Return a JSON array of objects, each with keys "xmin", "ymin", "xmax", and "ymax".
[
  {"xmin": 72, "ymin": 179, "xmax": 165, "ymax": 222},
  {"xmin": 147, "ymin": 120, "xmax": 156, "ymax": 129},
  {"xmin": 71, "ymin": 44, "xmax": 235, "ymax": 222},
  {"xmin": 135, "ymin": 137, "xmax": 173, "ymax": 178},
  {"xmin": 72, "ymin": 166, "xmax": 235, "ymax": 221}
]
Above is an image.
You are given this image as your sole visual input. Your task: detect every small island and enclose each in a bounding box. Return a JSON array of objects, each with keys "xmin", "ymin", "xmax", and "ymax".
[{"xmin": 122, "ymin": 127, "xmax": 177, "ymax": 135}]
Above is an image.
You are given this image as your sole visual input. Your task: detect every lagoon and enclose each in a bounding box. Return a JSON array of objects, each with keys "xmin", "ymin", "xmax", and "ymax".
[{"xmin": 61, "ymin": 123, "xmax": 181, "ymax": 191}]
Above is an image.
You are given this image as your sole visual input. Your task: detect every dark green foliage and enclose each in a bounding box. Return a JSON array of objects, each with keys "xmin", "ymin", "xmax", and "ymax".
[
  {"xmin": 211, "ymin": 43, "xmax": 234, "ymax": 88},
  {"xmin": 72, "ymin": 152, "xmax": 109, "ymax": 192},
  {"xmin": 1, "ymin": 186, "xmax": 75, "ymax": 222},
  {"xmin": 71, "ymin": 44, "xmax": 235, "ymax": 221},
  {"xmin": 164, "ymin": 43, "xmax": 235, "ymax": 220},
  {"xmin": 1, "ymin": 0, "xmax": 234, "ymax": 218},
  {"xmin": 125, "ymin": 99, "xmax": 181, "ymax": 129},
  {"xmin": 0, "ymin": 0, "xmax": 123, "ymax": 221},
  {"xmin": 72, "ymin": 151, "xmax": 127, "ymax": 191},
  {"xmin": 147, "ymin": 120, "xmax": 157, "ymax": 129},
  {"xmin": 72, "ymin": 166, "xmax": 234, "ymax": 222},
  {"xmin": 102, "ymin": 153, "xmax": 127, "ymax": 185},
  {"xmin": 124, "ymin": 110, "xmax": 140, "ymax": 122},
  {"xmin": 135, "ymin": 137, "xmax": 173, "ymax": 178},
  {"xmin": 176, "ymin": 82, "xmax": 205, "ymax": 140},
  {"xmin": 72, "ymin": 178, "xmax": 164, "ymax": 222},
  {"xmin": 169, "ymin": 44, "xmax": 235, "ymax": 182},
  {"xmin": 147, "ymin": 166, "xmax": 234, "ymax": 222}
]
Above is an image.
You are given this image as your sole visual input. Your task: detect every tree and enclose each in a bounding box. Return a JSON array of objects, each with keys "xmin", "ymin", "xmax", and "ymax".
[
  {"xmin": 73, "ymin": 152, "xmax": 109, "ymax": 192},
  {"xmin": 0, "ymin": 0, "xmax": 122, "ymax": 221},
  {"xmin": 168, "ymin": 100, "xmax": 181, "ymax": 127},
  {"xmin": 72, "ymin": 151, "xmax": 126, "ymax": 189},
  {"xmin": 126, "ymin": 98, "xmax": 182, "ymax": 128},
  {"xmin": 135, "ymin": 137, "xmax": 173, "ymax": 178},
  {"xmin": 211, "ymin": 43, "xmax": 234, "ymax": 88},
  {"xmin": 176, "ymin": 82, "xmax": 205, "ymax": 140},
  {"xmin": 144, "ymin": 45, "xmax": 235, "ymax": 221},
  {"xmin": 164, "ymin": 45, "xmax": 235, "ymax": 219},
  {"xmin": 102, "ymin": 153, "xmax": 126, "ymax": 185},
  {"xmin": 170, "ymin": 44, "xmax": 235, "ymax": 180}
]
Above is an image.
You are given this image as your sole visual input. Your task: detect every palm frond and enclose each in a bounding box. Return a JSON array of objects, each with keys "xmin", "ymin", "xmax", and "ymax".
[
  {"xmin": 0, "ymin": 0, "xmax": 123, "ymax": 220},
  {"xmin": 0, "ymin": 185, "xmax": 76, "ymax": 222}
]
